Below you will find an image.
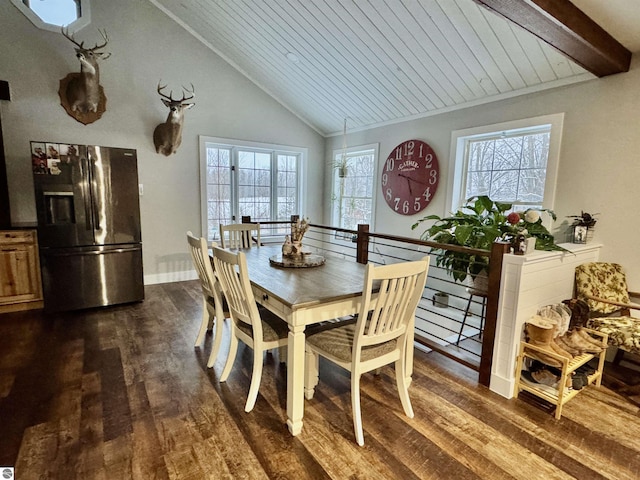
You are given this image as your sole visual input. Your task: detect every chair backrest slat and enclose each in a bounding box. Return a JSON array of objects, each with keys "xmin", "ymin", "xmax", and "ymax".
[
  {"xmin": 186, "ymin": 231, "xmax": 216, "ymax": 298},
  {"xmin": 212, "ymin": 246, "xmax": 263, "ymax": 337},
  {"xmin": 219, "ymin": 223, "xmax": 261, "ymax": 249},
  {"xmin": 354, "ymin": 257, "xmax": 430, "ymax": 352}
]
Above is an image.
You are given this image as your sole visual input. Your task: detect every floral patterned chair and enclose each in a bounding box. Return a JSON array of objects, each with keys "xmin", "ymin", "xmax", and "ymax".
[{"xmin": 575, "ymin": 262, "xmax": 640, "ymax": 359}]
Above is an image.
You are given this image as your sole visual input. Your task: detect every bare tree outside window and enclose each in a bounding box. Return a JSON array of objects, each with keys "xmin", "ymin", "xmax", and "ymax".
[
  {"xmin": 203, "ymin": 141, "xmax": 301, "ymax": 241},
  {"xmin": 333, "ymin": 149, "xmax": 375, "ymax": 232},
  {"xmin": 464, "ymin": 129, "xmax": 550, "ymax": 210}
]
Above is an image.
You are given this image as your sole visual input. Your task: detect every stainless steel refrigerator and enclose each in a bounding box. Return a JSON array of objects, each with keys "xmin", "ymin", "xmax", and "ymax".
[{"xmin": 32, "ymin": 142, "xmax": 143, "ymax": 311}]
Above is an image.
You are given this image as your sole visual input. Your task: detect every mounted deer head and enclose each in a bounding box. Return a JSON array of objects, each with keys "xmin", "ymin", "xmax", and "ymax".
[
  {"xmin": 153, "ymin": 83, "xmax": 195, "ymax": 156},
  {"xmin": 61, "ymin": 27, "xmax": 110, "ymax": 114}
]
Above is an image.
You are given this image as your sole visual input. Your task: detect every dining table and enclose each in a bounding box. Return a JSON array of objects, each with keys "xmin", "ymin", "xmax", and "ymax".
[{"xmin": 229, "ymin": 244, "xmax": 417, "ymax": 437}]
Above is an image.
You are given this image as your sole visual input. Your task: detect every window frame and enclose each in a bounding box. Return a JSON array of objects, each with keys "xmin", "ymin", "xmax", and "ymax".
[
  {"xmin": 11, "ymin": 0, "xmax": 90, "ymax": 33},
  {"xmin": 199, "ymin": 135, "xmax": 307, "ymax": 242},
  {"xmin": 446, "ymin": 113, "xmax": 564, "ymax": 219},
  {"xmin": 330, "ymin": 143, "xmax": 379, "ymax": 233}
]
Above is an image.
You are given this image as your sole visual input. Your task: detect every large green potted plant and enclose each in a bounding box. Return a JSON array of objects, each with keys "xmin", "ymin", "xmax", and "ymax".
[{"xmin": 411, "ymin": 196, "xmax": 565, "ymax": 284}]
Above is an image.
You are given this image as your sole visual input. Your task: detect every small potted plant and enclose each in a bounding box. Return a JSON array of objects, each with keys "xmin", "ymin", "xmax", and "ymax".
[{"xmin": 568, "ymin": 211, "xmax": 598, "ymax": 243}]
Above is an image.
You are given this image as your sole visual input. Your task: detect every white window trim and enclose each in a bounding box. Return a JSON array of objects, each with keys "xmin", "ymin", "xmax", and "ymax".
[
  {"xmin": 199, "ymin": 135, "xmax": 308, "ymax": 237},
  {"xmin": 330, "ymin": 142, "xmax": 379, "ymax": 232},
  {"xmin": 445, "ymin": 113, "xmax": 565, "ymax": 220},
  {"xmin": 11, "ymin": 0, "xmax": 91, "ymax": 33}
]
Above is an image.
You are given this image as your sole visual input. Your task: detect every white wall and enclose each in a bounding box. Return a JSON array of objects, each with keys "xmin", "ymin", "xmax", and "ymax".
[
  {"xmin": 0, "ymin": 0, "xmax": 324, "ymax": 282},
  {"xmin": 327, "ymin": 58, "xmax": 640, "ymax": 290}
]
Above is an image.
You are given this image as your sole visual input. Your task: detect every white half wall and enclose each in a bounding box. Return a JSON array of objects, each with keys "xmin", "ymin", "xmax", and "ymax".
[{"xmin": 490, "ymin": 243, "xmax": 602, "ymax": 398}]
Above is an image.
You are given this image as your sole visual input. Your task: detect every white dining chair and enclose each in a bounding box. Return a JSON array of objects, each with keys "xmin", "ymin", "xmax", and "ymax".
[
  {"xmin": 186, "ymin": 232, "xmax": 228, "ymax": 368},
  {"xmin": 304, "ymin": 256, "xmax": 430, "ymax": 446},
  {"xmin": 212, "ymin": 246, "xmax": 289, "ymax": 412},
  {"xmin": 219, "ymin": 222, "xmax": 261, "ymax": 249}
]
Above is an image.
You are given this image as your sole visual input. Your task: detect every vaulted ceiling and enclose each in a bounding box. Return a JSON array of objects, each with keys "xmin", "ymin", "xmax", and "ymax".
[{"xmin": 149, "ymin": 0, "xmax": 635, "ymax": 136}]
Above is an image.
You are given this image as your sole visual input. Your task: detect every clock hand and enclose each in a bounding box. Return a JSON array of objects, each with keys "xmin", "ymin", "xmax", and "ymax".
[
  {"xmin": 398, "ymin": 172, "xmax": 429, "ymax": 187},
  {"xmin": 401, "ymin": 174, "xmax": 413, "ymax": 195}
]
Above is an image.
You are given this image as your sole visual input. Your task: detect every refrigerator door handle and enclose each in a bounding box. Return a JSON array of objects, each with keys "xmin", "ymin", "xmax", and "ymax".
[
  {"xmin": 81, "ymin": 156, "xmax": 93, "ymax": 231},
  {"xmin": 90, "ymin": 158, "xmax": 101, "ymax": 231},
  {"xmin": 44, "ymin": 246, "xmax": 141, "ymax": 257}
]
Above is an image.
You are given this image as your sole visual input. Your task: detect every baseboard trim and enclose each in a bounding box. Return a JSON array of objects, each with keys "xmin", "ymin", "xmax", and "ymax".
[
  {"xmin": 490, "ymin": 373, "xmax": 515, "ymax": 399},
  {"xmin": 144, "ymin": 270, "xmax": 198, "ymax": 285}
]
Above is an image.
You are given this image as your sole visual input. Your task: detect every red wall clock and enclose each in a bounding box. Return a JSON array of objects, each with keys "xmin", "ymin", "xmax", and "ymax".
[{"xmin": 381, "ymin": 139, "xmax": 440, "ymax": 215}]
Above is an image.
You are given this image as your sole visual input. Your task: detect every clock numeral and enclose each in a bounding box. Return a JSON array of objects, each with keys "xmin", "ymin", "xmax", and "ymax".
[
  {"xmin": 425, "ymin": 153, "xmax": 433, "ymax": 168},
  {"xmin": 393, "ymin": 197, "xmax": 400, "ymax": 210},
  {"xmin": 423, "ymin": 187, "xmax": 432, "ymax": 202},
  {"xmin": 382, "ymin": 172, "xmax": 388, "ymax": 186},
  {"xmin": 385, "ymin": 158, "xmax": 395, "ymax": 172},
  {"xmin": 429, "ymin": 169, "xmax": 438, "ymax": 185},
  {"xmin": 414, "ymin": 197, "xmax": 421, "ymax": 211},
  {"xmin": 419, "ymin": 143, "xmax": 423, "ymax": 158},
  {"xmin": 405, "ymin": 140, "xmax": 414, "ymax": 157},
  {"xmin": 402, "ymin": 200, "xmax": 409, "ymax": 214},
  {"xmin": 386, "ymin": 188, "xmax": 392, "ymax": 201},
  {"xmin": 395, "ymin": 147, "xmax": 402, "ymax": 160}
]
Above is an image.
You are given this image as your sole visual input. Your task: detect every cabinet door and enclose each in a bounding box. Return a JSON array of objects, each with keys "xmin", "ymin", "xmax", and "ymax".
[{"xmin": 0, "ymin": 243, "xmax": 42, "ymax": 304}]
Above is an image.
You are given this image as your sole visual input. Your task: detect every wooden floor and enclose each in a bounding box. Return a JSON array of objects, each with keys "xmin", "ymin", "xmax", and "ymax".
[{"xmin": 1, "ymin": 280, "xmax": 639, "ymax": 479}]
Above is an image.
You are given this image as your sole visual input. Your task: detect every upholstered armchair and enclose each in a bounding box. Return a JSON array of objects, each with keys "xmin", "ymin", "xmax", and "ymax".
[{"xmin": 575, "ymin": 262, "xmax": 640, "ymax": 360}]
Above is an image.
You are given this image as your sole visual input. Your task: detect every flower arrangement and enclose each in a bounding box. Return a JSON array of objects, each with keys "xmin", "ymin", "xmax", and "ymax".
[
  {"xmin": 411, "ymin": 196, "xmax": 565, "ymax": 283},
  {"xmin": 282, "ymin": 217, "xmax": 310, "ymax": 257},
  {"xmin": 502, "ymin": 207, "xmax": 561, "ymax": 251}
]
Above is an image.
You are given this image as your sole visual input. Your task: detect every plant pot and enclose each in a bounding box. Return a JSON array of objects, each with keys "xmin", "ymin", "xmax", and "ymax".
[
  {"xmin": 432, "ymin": 292, "xmax": 449, "ymax": 308},
  {"xmin": 468, "ymin": 269, "xmax": 488, "ymax": 295},
  {"xmin": 525, "ymin": 237, "xmax": 536, "ymax": 254},
  {"xmin": 572, "ymin": 225, "xmax": 594, "ymax": 244}
]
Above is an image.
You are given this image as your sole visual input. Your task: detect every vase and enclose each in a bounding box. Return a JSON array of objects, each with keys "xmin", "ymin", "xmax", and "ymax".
[
  {"xmin": 432, "ymin": 292, "xmax": 449, "ymax": 308},
  {"xmin": 468, "ymin": 270, "xmax": 488, "ymax": 296},
  {"xmin": 572, "ymin": 225, "xmax": 594, "ymax": 244}
]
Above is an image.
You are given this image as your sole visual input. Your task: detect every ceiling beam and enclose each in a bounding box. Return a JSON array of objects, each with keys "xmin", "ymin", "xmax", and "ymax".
[{"xmin": 473, "ymin": 0, "xmax": 631, "ymax": 77}]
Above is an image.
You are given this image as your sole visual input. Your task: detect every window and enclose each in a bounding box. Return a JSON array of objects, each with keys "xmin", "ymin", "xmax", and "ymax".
[
  {"xmin": 11, "ymin": 0, "xmax": 90, "ymax": 32},
  {"xmin": 200, "ymin": 136, "xmax": 305, "ymax": 241},
  {"xmin": 331, "ymin": 145, "xmax": 378, "ymax": 233},
  {"xmin": 448, "ymin": 113, "xmax": 564, "ymax": 214}
]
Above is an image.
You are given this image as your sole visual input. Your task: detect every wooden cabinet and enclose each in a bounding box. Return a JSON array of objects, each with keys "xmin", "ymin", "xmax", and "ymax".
[
  {"xmin": 513, "ymin": 328, "xmax": 608, "ymax": 419},
  {"xmin": 0, "ymin": 230, "xmax": 43, "ymax": 313}
]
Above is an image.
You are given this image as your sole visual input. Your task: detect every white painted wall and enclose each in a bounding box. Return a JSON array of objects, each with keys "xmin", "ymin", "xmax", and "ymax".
[
  {"xmin": 326, "ymin": 58, "xmax": 640, "ymax": 290},
  {"xmin": 0, "ymin": 0, "xmax": 324, "ymax": 282}
]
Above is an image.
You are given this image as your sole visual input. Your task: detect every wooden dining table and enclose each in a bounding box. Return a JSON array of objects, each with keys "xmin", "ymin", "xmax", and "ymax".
[{"xmin": 235, "ymin": 245, "xmax": 373, "ymax": 436}]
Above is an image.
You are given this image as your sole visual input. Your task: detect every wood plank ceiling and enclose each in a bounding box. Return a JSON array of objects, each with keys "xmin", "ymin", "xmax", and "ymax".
[{"xmin": 149, "ymin": 0, "xmax": 630, "ymax": 136}]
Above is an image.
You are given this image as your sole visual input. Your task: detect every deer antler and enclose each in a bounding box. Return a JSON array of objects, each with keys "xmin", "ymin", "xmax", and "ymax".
[
  {"xmin": 91, "ymin": 29, "xmax": 109, "ymax": 52},
  {"xmin": 157, "ymin": 82, "xmax": 195, "ymax": 103},
  {"xmin": 157, "ymin": 82, "xmax": 176, "ymax": 102},
  {"xmin": 61, "ymin": 27, "xmax": 84, "ymax": 48},
  {"xmin": 180, "ymin": 83, "xmax": 195, "ymax": 102}
]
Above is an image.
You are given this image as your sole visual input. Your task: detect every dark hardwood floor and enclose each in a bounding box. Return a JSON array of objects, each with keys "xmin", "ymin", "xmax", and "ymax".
[{"xmin": 1, "ymin": 280, "xmax": 639, "ymax": 479}]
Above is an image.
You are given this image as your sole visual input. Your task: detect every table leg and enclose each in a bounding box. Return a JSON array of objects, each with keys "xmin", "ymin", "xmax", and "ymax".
[{"xmin": 286, "ymin": 323, "xmax": 305, "ymax": 435}]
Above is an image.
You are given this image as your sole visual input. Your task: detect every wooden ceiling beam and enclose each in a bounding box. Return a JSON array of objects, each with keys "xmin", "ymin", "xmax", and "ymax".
[{"xmin": 473, "ymin": 0, "xmax": 631, "ymax": 77}]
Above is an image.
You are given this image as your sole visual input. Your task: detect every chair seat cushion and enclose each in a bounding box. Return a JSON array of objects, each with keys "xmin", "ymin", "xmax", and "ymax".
[
  {"xmin": 237, "ymin": 307, "xmax": 289, "ymax": 342},
  {"xmin": 587, "ymin": 316, "xmax": 640, "ymax": 355},
  {"xmin": 306, "ymin": 321, "xmax": 397, "ymax": 362}
]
